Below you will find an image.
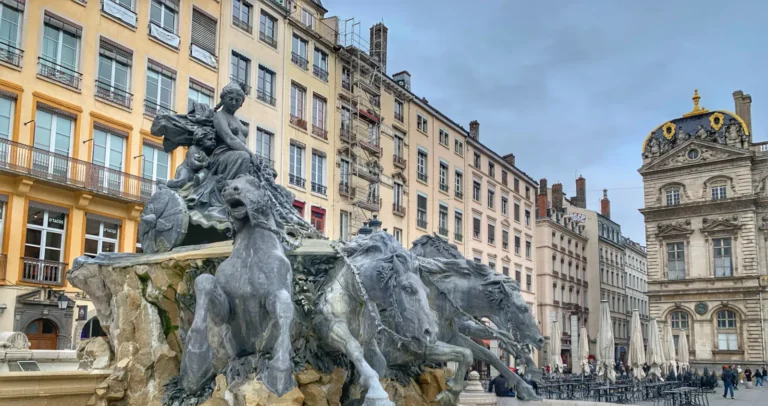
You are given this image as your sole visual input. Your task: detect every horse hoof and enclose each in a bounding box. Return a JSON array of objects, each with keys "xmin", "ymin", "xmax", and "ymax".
[{"xmin": 262, "ymin": 364, "xmax": 296, "ymax": 397}]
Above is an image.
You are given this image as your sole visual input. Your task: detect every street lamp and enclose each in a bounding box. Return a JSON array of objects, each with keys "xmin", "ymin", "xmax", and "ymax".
[{"xmin": 57, "ymin": 293, "xmax": 69, "ymax": 310}]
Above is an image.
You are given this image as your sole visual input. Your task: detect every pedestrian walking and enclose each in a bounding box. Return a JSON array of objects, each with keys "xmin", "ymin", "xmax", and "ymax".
[
  {"xmin": 754, "ymin": 368, "xmax": 763, "ymax": 386},
  {"xmin": 722, "ymin": 366, "xmax": 735, "ymax": 399}
]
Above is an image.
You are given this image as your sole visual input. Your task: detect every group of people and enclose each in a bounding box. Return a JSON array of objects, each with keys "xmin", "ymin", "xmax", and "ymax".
[{"xmin": 721, "ymin": 365, "xmax": 768, "ymax": 399}]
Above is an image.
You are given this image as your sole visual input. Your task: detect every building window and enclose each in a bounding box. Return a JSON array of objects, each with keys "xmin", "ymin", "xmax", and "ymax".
[
  {"xmin": 312, "ymin": 94, "xmax": 327, "ymax": 134},
  {"xmin": 417, "ymin": 114, "xmax": 428, "ymax": 133},
  {"xmin": 454, "ymin": 211, "xmax": 463, "ymax": 241},
  {"xmin": 439, "ymin": 129, "xmax": 449, "ymax": 146},
  {"xmin": 525, "ymin": 209, "xmax": 531, "ymax": 226},
  {"xmin": 473, "ymin": 152, "xmax": 481, "ymax": 168},
  {"xmin": 502, "ymin": 229, "xmax": 509, "ymax": 250},
  {"xmin": 417, "ymin": 150, "xmax": 428, "ymax": 182},
  {"xmin": 293, "ymin": 201, "xmax": 305, "ymax": 217},
  {"xmin": 142, "ymin": 143, "xmax": 170, "ymax": 185},
  {"xmin": 487, "ymin": 187, "xmax": 495, "ymax": 209},
  {"xmin": 454, "ymin": 139, "xmax": 463, "ymax": 156},
  {"xmin": 300, "ymin": 8, "xmax": 314, "ymax": 29},
  {"xmin": 473, "ymin": 216, "xmax": 481, "ymax": 239},
  {"xmin": 514, "ymin": 201, "xmax": 520, "ymax": 222},
  {"xmin": 488, "ymin": 162, "xmax": 495, "ymax": 177},
  {"xmin": 667, "ymin": 242, "xmax": 686, "ymax": 280},
  {"xmin": 84, "ymin": 216, "xmax": 120, "ymax": 257},
  {"xmin": 145, "ymin": 64, "xmax": 175, "ymax": 116},
  {"xmin": 501, "ymin": 196, "xmax": 508, "ymax": 215},
  {"xmin": 502, "ymin": 265, "xmax": 509, "ymax": 276},
  {"xmin": 716, "ymin": 310, "xmax": 738, "ymax": 350},
  {"xmin": 670, "ymin": 311, "xmax": 689, "ymax": 351},
  {"xmin": 149, "ymin": 0, "xmax": 180, "ymax": 44},
  {"xmin": 488, "ymin": 261, "xmax": 495, "ymax": 271},
  {"xmin": 310, "ymin": 207, "xmax": 325, "ymax": 234},
  {"xmin": 473, "ymin": 181, "xmax": 481, "ymax": 202},
  {"xmin": 394, "ymin": 134, "xmax": 404, "ymax": 159},
  {"xmin": 394, "ymin": 100, "xmax": 404, "ymax": 122},
  {"xmin": 0, "ymin": 3, "xmax": 22, "ymax": 66},
  {"xmin": 313, "ymin": 48, "xmax": 329, "ymax": 81},
  {"xmin": 290, "ymin": 83, "xmax": 306, "ymax": 120},
  {"xmin": 713, "ymin": 238, "xmax": 732, "ymax": 277},
  {"xmin": 526, "ymin": 270, "xmax": 532, "ymax": 291},
  {"xmin": 514, "ymin": 178, "xmax": 520, "ymax": 193},
  {"xmin": 525, "ymin": 186, "xmax": 531, "ymax": 200},
  {"xmin": 96, "ymin": 38, "xmax": 132, "ymax": 108},
  {"xmin": 438, "ymin": 205, "xmax": 448, "ymax": 236},
  {"xmin": 393, "ymin": 228, "xmax": 402, "ymax": 244},
  {"xmin": 515, "ymin": 265, "xmax": 522, "ymax": 283},
  {"xmin": 501, "ymin": 170, "xmax": 508, "ymax": 186},
  {"xmin": 0, "ymin": 95, "xmax": 14, "ymax": 141},
  {"xmin": 232, "ymin": 0, "xmax": 253, "ymax": 33},
  {"xmin": 259, "ymin": 11, "xmax": 277, "ymax": 47},
  {"xmin": 91, "ymin": 127, "xmax": 125, "ymax": 189},
  {"xmin": 191, "ymin": 8, "xmax": 218, "ymax": 65},
  {"xmin": 230, "ymin": 51, "xmax": 251, "ymax": 93},
  {"xmin": 711, "ymin": 182, "xmax": 727, "ymax": 200},
  {"xmin": 291, "ymin": 34, "xmax": 309, "ymax": 69},
  {"xmin": 256, "ymin": 65, "xmax": 276, "ymax": 105},
  {"xmin": 393, "ymin": 182, "xmax": 404, "ymax": 209},
  {"xmin": 24, "ymin": 205, "xmax": 67, "ymax": 266},
  {"xmin": 666, "ymin": 188, "xmax": 680, "ymax": 206},
  {"xmin": 487, "ymin": 223, "xmax": 495, "ymax": 245},
  {"xmin": 34, "ymin": 109, "xmax": 74, "ymax": 176},
  {"xmin": 417, "ymin": 195, "xmax": 428, "ymax": 229},
  {"xmin": 289, "ymin": 143, "xmax": 305, "ymax": 187},
  {"xmin": 339, "ymin": 210, "xmax": 350, "ymax": 241},
  {"xmin": 514, "ymin": 234, "xmax": 521, "ymax": 255},
  {"xmin": 455, "ymin": 171, "xmax": 463, "ymax": 198},
  {"xmin": 438, "ymin": 163, "xmax": 449, "ymax": 192},
  {"xmin": 311, "ymin": 151, "xmax": 326, "ymax": 195},
  {"xmin": 188, "ymin": 81, "xmax": 213, "ymax": 110},
  {"xmin": 41, "ymin": 15, "xmax": 82, "ymax": 88},
  {"xmin": 525, "ymin": 240, "xmax": 532, "ymax": 258},
  {"xmin": 254, "ymin": 127, "xmax": 273, "ymax": 165}
]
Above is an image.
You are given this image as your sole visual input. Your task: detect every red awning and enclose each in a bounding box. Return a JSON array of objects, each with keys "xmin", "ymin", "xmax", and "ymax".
[{"xmin": 358, "ymin": 109, "xmax": 379, "ymax": 123}]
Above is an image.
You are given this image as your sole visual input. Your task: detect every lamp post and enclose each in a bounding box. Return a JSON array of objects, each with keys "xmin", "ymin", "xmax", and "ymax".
[{"xmin": 57, "ymin": 293, "xmax": 69, "ymax": 310}]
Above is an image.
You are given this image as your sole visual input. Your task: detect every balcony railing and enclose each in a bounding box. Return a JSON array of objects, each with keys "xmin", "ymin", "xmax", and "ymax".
[
  {"xmin": 289, "ymin": 174, "xmax": 306, "ymax": 188},
  {"xmin": 354, "ymin": 192, "xmax": 381, "ymax": 212},
  {"xmin": 290, "ymin": 115, "xmax": 308, "ymax": 130},
  {"xmin": 393, "ymin": 154, "xmax": 406, "ymax": 169},
  {"xmin": 455, "ymin": 233, "xmax": 463, "ymax": 242},
  {"xmin": 311, "ymin": 182, "xmax": 327, "ymax": 195},
  {"xmin": 339, "ymin": 181, "xmax": 353, "ymax": 197},
  {"xmin": 0, "ymin": 254, "xmax": 5, "ymax": 280},
  {"xmin": 257, "ymin": 89, "xmax": 276, "ymax": 106},
  {"xmin": 312, "ymin": 125, "xmax": 328, "ymax": 140},
  {"xmin": 417, "ymin": 172, "xmax": 428, "ymax": 183},
  {"xmin": 259, "ymin": 31, "xmax": 278, "ymax": 48},
  {"xmin": 291, "ymin": 52, "xmax": 309, "ymax": 70},
  {"xmin": 21, "ymin": 257, "xmax": 66, "ymax": 286},
  {"xmin": 233, "ymin": 15, "xmax": 253, "ymax": 34},
  {"xmin": 417, "ymin": 218, "xmax": 428, "ymax": 229},
  {"xmin": 313, "ymin": 65, "xmax": 329, "ymax": 82},
  {"xmin": 341, "ymin": 78, "xmax": 351, "ymax": 92},
  {"xmin": 439, "ymin": 227, "xmax": 449, "ymax": 237},
  {"xmin": 354, "ymin": 164, "xmax": 379, "ymax": 183},
  {"xmin": 439, "ymin": 183, "xmax": 449, "ymax": 193},
  {"xmin": 0, "ymin": 42, "xmax": 23, "ymax": 67},
  {"xmin": 95, "ymin": 80, "xmax": 133, "ymax": 109},
  {"xmin": 38, "ymin": 57, "xmax": 82, "ymax": 89},
  {"xmin": 358, "ymin": 137, "xmax": 381, "ymax": 155},
  {"xmin": 230, "ymin": 75, "xmax": 251, "ymax": 95},
  {"xmin": 394, "ymin": 111, "xmax": 404, "ymax": 123},
  {"xmin": 455, "ymin": 191, "xmax": 463, "ymax": 199},
  {"xmin": 393, "ymin": 203, "xmax": 405, "ymax": 217},
  {"xmin": 144, "ymin": 99, "xmax": 176, "ymax": 118},
  {"xmin": 0, "ymin": 137, "xmax": 155, "ymax": 203},
  {"xmin": 340, "ymin": 126, "xmax": 355, "ymax": 143}
]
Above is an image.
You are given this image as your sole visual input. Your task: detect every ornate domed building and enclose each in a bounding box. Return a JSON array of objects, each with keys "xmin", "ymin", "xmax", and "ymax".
[{"xmin": 639, "ymin": 90, "xmax": 768, "ymax": 369}]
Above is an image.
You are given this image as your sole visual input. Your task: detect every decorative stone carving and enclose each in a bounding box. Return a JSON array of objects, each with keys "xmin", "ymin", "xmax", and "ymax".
[
  {"xmin": 694, "ymin": 303, "xmax": 708, "ymax": 315},
  {"xmin": 657, "ymin": 221, "xmax": 693, "ymax": 238}
]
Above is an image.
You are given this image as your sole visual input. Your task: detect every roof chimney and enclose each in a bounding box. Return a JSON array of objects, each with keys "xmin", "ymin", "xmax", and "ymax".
[
  {"xmin": 601, "ymin": 189, "xmax": 611, "ymax": 219},
  {"xmin": 369, "ymin": 23, "xmax": 388, "ymax": 73},
  {"xmin": 392, "ymin": 70, "xmax": 410, "ymax": 90},
  {"xmin": 537, "ymin": 178, "xmax": 548, "ymax": 218},
  {"xmin": 572, "ymin": 176, "xmax": 586, "ymax": 209},
  {"xmin": 733, "ymin": 90, "xmax": 753, "ymax": 136},
  {"xmin": 469, "ymin": 120, "xmax": 480, "ymax": 140},
  {"xmin": 552, "ymin": 183, "xmax": 563, "ymax": 213},
  {"xmin": 502, "ymin": 153, "xmax": 515, "ymax": 167}
]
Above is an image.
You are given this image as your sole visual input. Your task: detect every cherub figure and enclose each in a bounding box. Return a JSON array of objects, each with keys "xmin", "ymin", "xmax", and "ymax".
[{"xmin": 166, "ymin": 127, "xmax": 217, "ymax": 189}]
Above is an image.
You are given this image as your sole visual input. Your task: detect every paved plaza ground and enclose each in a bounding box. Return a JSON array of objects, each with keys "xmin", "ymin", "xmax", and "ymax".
[{"xmin": 636, "ymin": 383, "xmax": 768, "ymax": 406}]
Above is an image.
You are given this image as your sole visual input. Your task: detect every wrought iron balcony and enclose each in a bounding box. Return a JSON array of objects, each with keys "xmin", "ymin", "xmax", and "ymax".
[
  {"xmin": 312, "ymin": 125, "xmax": 328, "ymax": 140},
  {"xmin": 354, "ymin": 191, "xmax": 381, "ymax": 212},
  {"xmin": 289, "ymin": 174, "xmax": 306, "ymax": 188},
  {"xmin": 38, "ymin": 57, "xmax": 82, "ymax": 89},
  {"xmin": 417, "ymin": 172, "xmax": 428, "ymax": 183},
  {"xmin": 290, "ymin": 115, "xmax": 307, "ymax": 130},
  {"xmin": 394, "ymin": 111, "xmax": 404, "ymax": 123},
  {"xmin": 358, "ymin": 137, "xmax": 381, "ymax": 155},
  {"xmin": 257, "ymin": 88, "xmax": 276, "ymax": 106},
  {"xmin": 259, "ymin": 31, "xmax": 278, "ymax": 48},
  {"xmin": 233, "ymin": 15, "xmax": 253, "ymax": 34},
  {"xmin": 341, "ymin": 78, "xmax": 351, "ymax": 92},
  {"xmin": 439, "ymin": 183, "xmax": 449, "ymax": 193},
  {"xmin": 21, "ymin": 257, "xmax": 66, "ymax": 286},
  {"xmin": 393, "ymin": 203, "xmax": 405, "ymax": 217},
  {"xmin": 0, "ymin": 42, "xmax": 23, "ymax": 67},
  {"xmin": 144, "ymin": 99, "xmax": 176, "ymax": 118},
  {"xmin": 339, "ymin": 181, "xmax": 353, "ymax": 197},
  {"xmin": 230, "ymin": 75, "xmax": 251, "ymax": 95},
  {"xmin": 311, "ymin": 181, "xmax": 327, "ymax": 195},
  {"xmin": 393, "ymin": 154, "xmax": 406, "ymax": 169},
  {"xmin": 0, "ymin": 137, "xmax": 155, "ymax": 203},
  {"xmin": 417, "ymin": 218, "xmax": 428, "ymax": 229},
  {"xmin": 95, "ymin": 80, "xmax": 133, "ymax": 109},
  {"xmin": 313, "ymin": 65, "xmax": 329, "ymax": 82},
  {"xmin": 340, "ymin": 126, "xmax": 355, "ymax": 143},
  {"xmin": 455, "ymin": 191, "xmax": 463, "ymax": 200},
  {"xmin": 455, "ymin": 233, "xmax": 463, "ymax": 242},
  {"xmin": 488, "ymin": 237, "xmax": 495, "ymax": 245},
  {"xmin": 439, "ymin": 227, "xmax": 449, "ymax": 237},
  {"xmin": 354, "ymin": 163, "xmax": 379, "ymax": 183},
  {"xmin": 291, "ymin": 52, "xmax": 309, "ymax": 70}
]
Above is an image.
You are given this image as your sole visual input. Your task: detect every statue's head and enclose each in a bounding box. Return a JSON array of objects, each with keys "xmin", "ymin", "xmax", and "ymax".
[
  {"xmin": 221, "ymin": 174, "xmax": 269, "ymax": 226},
  {"xmin": 193, "ymin": 126, "xmax": 217, "ymax": 154},
  {"xmin": 481, "ymin": 274, "xmax": 545, "ymax": 350},
  {"xmin": 220, "ymin": 82, "xmax": 245, "ymax": 113},
  {"xmin": 343, "ymin": 232, "xmax": 438, "ymax": 346}
]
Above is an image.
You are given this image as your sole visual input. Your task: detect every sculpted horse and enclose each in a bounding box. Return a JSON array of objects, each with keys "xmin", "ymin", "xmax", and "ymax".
[
  {"xmin": 180, "ymin": 175, "xmax": 296, "ymax": 396},
  {"xmin": 410, "ymin": 235, "xmax": 545, "ymax": 400},
  {"xmin": 314, "ymin": 232, "xmax": 438, "ymax": 406}
]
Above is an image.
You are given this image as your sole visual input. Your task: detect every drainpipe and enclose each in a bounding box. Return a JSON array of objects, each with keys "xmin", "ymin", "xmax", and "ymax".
[{"xmin": 760, "ymin": 290, "xmax": 767, "ymax": 365}]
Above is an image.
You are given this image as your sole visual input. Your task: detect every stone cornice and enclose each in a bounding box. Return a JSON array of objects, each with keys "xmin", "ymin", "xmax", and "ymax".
[{"xmin": 640, "ymin": 195, "xmax": 756, "ymax": 221}]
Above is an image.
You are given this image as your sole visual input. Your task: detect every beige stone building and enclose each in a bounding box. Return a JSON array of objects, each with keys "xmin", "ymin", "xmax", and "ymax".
[
  {"xmin": 623, "ymin": 237, "xmax": 649, "ymax": 345},
  {"xmin": 640, "ymin": 90, "xmax": 768, "ymax": 368}
]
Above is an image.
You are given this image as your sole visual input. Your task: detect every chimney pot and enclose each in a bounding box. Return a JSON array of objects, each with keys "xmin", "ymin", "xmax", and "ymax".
[
  {"xmin": 573, "ymin": 176, "xmax": 587, "ymax": 209},
  {"xmin": 537, "ymin": 178, "xmax": 548, "ymax": 219},
  {"xmin": 369, "ymin": 23, "xmax": 388, "ymax": 73},
  {"xmin": 503, "ymin": 153, "xmax": 515, "ymax": 167},
  {"xmin": 469, "ymin": 120, "xmax": 480, "ymax": 140},
  {"xmin": 552, "ymin": 183, "xmax": 564, "ymax": 212},
  {"xmin": 601, "ymin": 188, "xmax": 611, "ymax": 219}
]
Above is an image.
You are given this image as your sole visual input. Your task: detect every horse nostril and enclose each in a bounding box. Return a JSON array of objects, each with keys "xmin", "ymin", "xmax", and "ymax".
[
  {"xmin": 538, "ymin": 337, "xmax": 545, "ymax": 345},
  {"xmin": 424, "ymin": 329, "xmax": 433, "ymax": 339},
  {"xmin": 232, "ymin": 186, "xmax": 240, "ymax": 193}
]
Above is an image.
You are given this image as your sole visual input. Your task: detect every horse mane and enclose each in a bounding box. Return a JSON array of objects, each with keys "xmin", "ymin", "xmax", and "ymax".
[
  {"xmin": 341, "ymin": 232, "xmax": 416, "ymax": 281},
  {"xmin": 481, "ymin": 273, "xmax": 522, "ymax": 308},
  {"xmin": 410, "ymin": 234, "xmax": 464, "ymax": 260}
]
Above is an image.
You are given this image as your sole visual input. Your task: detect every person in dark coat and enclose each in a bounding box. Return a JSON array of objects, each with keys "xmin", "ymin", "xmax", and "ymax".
[
  {"xmin": 755, "ymin": 368, "xmax": 764, "ymax": 386},
  {"xmin": 488, "ymin": 374, "xmax": 514, "ymax": 397},
  {"xmin": 745, "ymin": 368, "xmax": 752, "ymax": 382},
  {"xmin": 722, "ymin": 366, "xmax": 735, "ymax": 400}
]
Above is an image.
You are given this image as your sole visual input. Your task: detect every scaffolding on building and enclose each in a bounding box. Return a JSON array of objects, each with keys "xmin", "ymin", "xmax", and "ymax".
[{"xmin": 336, "ymin": 18, "xmax": 385, "ymax": 235}]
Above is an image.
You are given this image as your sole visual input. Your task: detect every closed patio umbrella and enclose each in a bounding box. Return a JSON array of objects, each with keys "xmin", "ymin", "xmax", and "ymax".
[
  {"xmin": 663, "ymin": 322, "xmax": 677, "ymax": 378},
  {"xmin": 579, "ymin": 326, "xmax": 590, "ymax": 375},
  {"xmin": 627, "ymin": 309, "xmax": 646, "ymax": 380},
  {"xmin": 678, "ymin": 329, "xmax": 689, "ymax": 373},
  {"xmin": 597, "ymin": 300, "xmax": 616, "ymax": 383},
  {"xmin": 646, "ymin": 319, "xmax": 665, "ymax": 380},
  {"xmin": 550, "ymin": 320, "xmax": 563, "ymax": 373}
]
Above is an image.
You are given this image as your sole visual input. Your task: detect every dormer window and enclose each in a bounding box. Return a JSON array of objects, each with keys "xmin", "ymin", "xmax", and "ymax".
[
  {"xmin": 666, "ymin": 188, "xmax": 680, "ymax": 206},
  {"xmin": 711, "ymin": 182, "xmax": 727, "ymax": 200}
]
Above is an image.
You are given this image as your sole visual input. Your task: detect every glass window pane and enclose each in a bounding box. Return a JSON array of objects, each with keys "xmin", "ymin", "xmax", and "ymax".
[
  {"xmin": 47, "ymin": 212, "xmax": 66, "ymax": 230},
  {"xmin": 84, "ymin": 238, "xmax": 99, "ymax": 256},
  {"xmin": 85, "ymin": 218, "xmax": 100, "ymax": 236}
]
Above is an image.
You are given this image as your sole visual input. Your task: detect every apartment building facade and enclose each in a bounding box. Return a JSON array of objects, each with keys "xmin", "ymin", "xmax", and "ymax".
[{"xmin": 623, "ymin": 236, "xmax": 649, "ymax": 346}]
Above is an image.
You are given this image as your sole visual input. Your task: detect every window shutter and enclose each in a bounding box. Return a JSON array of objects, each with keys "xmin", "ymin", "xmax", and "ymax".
[
  {"xmin": 148, "ymin": 59, "xmax": 177, "ymax": 79},
  {"xmin": 44, "ymin": 11, "xmax": 82, "ymax": 37},
  {"xmin": 156, "ymin": 0, "xmax": 179, "ymax": 12},
  {"xmin": 93, "ymin": 121, "xmax": 129, "ymax": 138},
  {"xmin": 189, "ymin": 78, "xmax": 214, "ymax": 98},
  {"xmin": 99, "ymin": 37, "xmax": 133, "ymax": 66},
  {"xmin": 191, "ymin": 8, "xmax": 217, "ymax": 56}
]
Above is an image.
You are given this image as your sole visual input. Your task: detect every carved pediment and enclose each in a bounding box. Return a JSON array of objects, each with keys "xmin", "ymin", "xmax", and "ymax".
[
  {"xmin": 701, "ymin": 216, "xmax": 741, "ymax": 234},
  {"xmin": 502, "ymin": 255, "xmax": 511, "ymax": 262},
  {"xmin": 501, "ymin": 219, "xmax": 511, "ymax": 227},
  {"xmin": 641, "ymin": 140, "xmax": 751, "ymax": 173},
  {"xmin": 657, "ymin": 220, "xmax": 693, "ymax": 238},
  {"xmin": 392, "ymin": 170, "xmax": 407, "ymax": 184}
]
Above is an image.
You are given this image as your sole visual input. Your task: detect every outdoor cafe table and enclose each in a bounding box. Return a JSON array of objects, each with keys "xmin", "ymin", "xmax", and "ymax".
[
  {"xmin": 594, "ymin": 384, "xmax": 633, "ymax": 404},
  {"xmin": 642, "ymin": 381, "xmax": 675, "ymax": 400},
  {"xmin": 662, "ymin": 387, "xmax": 702, "ymax": 406}
]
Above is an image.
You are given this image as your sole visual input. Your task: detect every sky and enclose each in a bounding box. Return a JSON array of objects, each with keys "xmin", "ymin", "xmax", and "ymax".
[{"xmin": 325, "ymin": 0, "xmax": 768, "ymax": 244}]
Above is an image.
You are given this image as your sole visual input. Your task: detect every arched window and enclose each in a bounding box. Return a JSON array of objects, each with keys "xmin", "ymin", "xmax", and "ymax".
[
  {"xmin": 670, "ymin": 311, "xmax": 690, "ymax": 351},
  {"xmin": 711, "ymin": 180, "xmax": 727, "ymax": 200},
  {"xmin": 716, "ymin": 310, "xmax": 738, "ymax": 350},
  {"xmin": 81, "ymin": 317, "xmax": 107, "ymax": 339},
  {"xmin": 666, "ymin": 187, "xmax": 681, "ymax": 206}
]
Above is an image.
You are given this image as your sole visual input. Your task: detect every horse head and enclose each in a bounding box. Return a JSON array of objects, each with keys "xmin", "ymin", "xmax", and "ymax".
[
  {"xmin": 410, "ymin": 234, "xmax": 465, "ymax": 260},
  {"xmin": 481, "ymin": 274, "xmax": 544, "ymax": 350},
  {"xmin": 221, "ymin": 174, "xmax": 276, "ymax": 230},
  {"xmin": 342, "ymin": 232, "xmax": 438, "ymax": 346}
]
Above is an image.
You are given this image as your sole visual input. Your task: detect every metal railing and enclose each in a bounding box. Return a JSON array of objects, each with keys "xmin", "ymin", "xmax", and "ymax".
[
  {"xmin": 233, "ymin": 15, "xmax": 253, "ymax": 33},
  {"xmin": 439, "ymin": 183, "xmax": 449, "ymax": 193},
  {"xmin": 313, "ymin": 65, "xmax": 329, "ymax": 82},
  {"xmin": 339, "ymin": 181, "xmax": 352, "ymax": 197},
  {"xmin": 439, "ymin": 227, "xmax": 449, "ymax": 237},
  {"xmin": 254, "ymin": 154, "xmax": 274, "ymax": 168},
  {"xmin": 354, "ymin": 190, "xmax": 381, "ymax": 212},
  {"xmin": 312, "ymin": 125, "xmax": 328, "ymax": 140},
  {"xmin": 290, "ymin": 115, "xmax": 307, "ymax": 130},
  {"xmin": 417, "ymin": 218, "xmax": 428, "ymax": 229},
  {"xmin": 0, "ymin": 137, "xmax": 156, "ymax": 203},
  {"xmin": 340, "ymin": 126, "xmax": 354, "ymax": 142},
  {"xmin": 21, "ymin": 257, "xmax": 66, "ymax": 286},
  {"xmin": 259, "ymin": 31, "xmax": 278, "ymax": 48},
  {"xmin": 393, "ymin": 203, "xmax": 406, "ymax": 217},
  {"xmin": 230, "ymin": 75, "xmax": 251, "ymax": 95},
  {"xmin": 341, "ymin": 78, "xmax": 351, "ymax": 92},
  {"xmin": 417, "ymin": 172, "xmax": 428, "ymax": 182},
  {"xmin": 394, "ymin": 111, "xmax": 404, "ymax": 123},
  {"xmin": 311, "ymin": 181, "xmax": 327, "ymax": 195},
  {"xmin": 393, "ymin": 154, "xmax": 406, "ymax": 169},
  {"xmin": 0, "ymin": 42, "xmax": 23, "ymax": 67},
  {"xmin": 144, "ymin": 99, "xmax": 176, "ymax": 118},
  {"xmin": 289, "ymin": 174, "xmax": 306, "ymax": 188},
  {"xmin": 291, "ymin": 52, "xmax": 309, "ymax": 70},
  {"xmin": 95, "ymin": 80, "xmax": 133, "ymax": 108},
  {"xmin": 455, "ymin": 191, "xmax": 463, "ymax": 199},
  {"xmin": 256, "ymin": 88, "xmax": 276, "ymax": 106},
  {"xmin": 358, "ymin": 136, "xmax": 381, "ymax": 155},
  {"xmin": 38, "ymin": 57, "xmax": 82, "ymax": 89},
  {"xmin": 455, "ymin": 233, "xmax": 463, "ymax": 242}
]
